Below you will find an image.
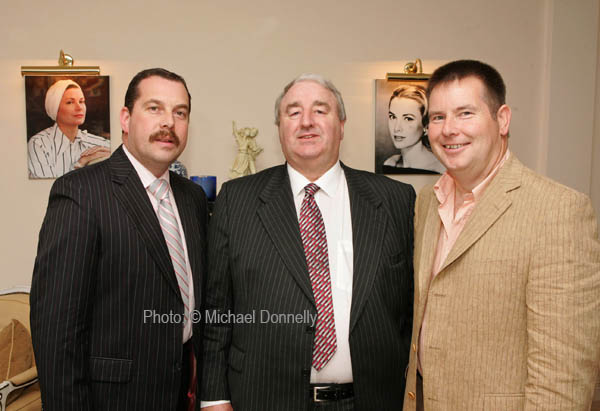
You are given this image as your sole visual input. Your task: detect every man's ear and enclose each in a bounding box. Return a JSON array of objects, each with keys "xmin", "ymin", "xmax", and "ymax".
[
  {"xmin": 120, "ymin": 107, "xmax": 131, "ymax": 134},
  {"xmin": 339, "ymin": 120, "xmax": 345, "ymax": 141},
  {"xmin": 496, "ymin": 104, "xmax": 511, "ymax": 136}
]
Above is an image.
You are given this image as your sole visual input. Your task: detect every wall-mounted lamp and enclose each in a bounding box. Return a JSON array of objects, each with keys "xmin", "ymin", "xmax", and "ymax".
[
  {"xmin": 386, "ymin": 58, "xmax": 429, "ymax": 80},
  {"xmin": 21, "ymin": 50, "xmax": 100, "ymax": 76}
]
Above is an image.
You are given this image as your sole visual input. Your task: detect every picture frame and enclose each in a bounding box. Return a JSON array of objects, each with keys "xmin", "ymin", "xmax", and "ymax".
[
  {"xmin": 25, "ymin": 75, "xmax": 111, "ymax": 179},
  {"xmin": 374, "ymin": 74, "xmax": 445, "ymax": 175}
]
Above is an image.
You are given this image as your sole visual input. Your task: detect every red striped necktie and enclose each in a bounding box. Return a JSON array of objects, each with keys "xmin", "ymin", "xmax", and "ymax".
[{"xmin": 299, "ymin": 183, "xmax": 337, "ymax": 371}]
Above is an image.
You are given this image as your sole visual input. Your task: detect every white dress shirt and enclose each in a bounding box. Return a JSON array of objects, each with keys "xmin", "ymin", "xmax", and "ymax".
[
  {"xmin": 123, "ymin": 145, "xmax": 194, "ymax": 343},
  {"xmin": 288, "ymin": 161, "xmax": 354, "ymax": 383}
]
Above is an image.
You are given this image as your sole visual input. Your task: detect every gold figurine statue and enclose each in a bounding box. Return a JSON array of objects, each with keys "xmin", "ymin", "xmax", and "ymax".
[{"xmin": 230, "ymin": 121, "xmax": 263, "ymax": 179}]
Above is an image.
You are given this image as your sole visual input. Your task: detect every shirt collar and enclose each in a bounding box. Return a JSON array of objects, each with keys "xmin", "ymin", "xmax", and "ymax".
[
  {"xmin": 54, "ymin": 124, "xmax": 83, "ymax": 155},
  {"xmin": 434, "ymin": 148, "xmax": 511, "ymax": 205},
  {"xmin": 122, "ymin": 144, "xmax": 170, "ymax": 189},
  {"xmin": 287, "ymin": 161, "xmax": 342, "ymax": 198}
]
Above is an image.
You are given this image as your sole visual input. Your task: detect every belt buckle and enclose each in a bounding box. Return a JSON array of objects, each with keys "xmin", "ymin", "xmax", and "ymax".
[{"xmin": 313, "ymin": 385, "xmax": 331, "ymax": 403}]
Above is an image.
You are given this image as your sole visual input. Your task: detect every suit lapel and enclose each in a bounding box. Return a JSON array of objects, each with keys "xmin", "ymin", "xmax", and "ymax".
[
  {"xmin": 110, "ymin": 146, "xmax": 181, "ymax": 298},
  {"xmin": 256, "ymin": 166, "xmax": 315, "ymax": 305},
  {"xmin": 439, "ymin": 154, "xmax": 522, "ymax": 273},
  {"xmin": 343, "ymin": 166, "xmax": 385, "ymax": 334},
  {"xmin": 417, "ymin": 191, "xmax": 441, "ymax": 304}
]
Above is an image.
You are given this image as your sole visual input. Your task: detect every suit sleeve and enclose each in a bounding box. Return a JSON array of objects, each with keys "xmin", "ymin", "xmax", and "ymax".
[
  {"xmin": 525, "ymin": 191, "xmax": 600, "ymax": 410},
  {"xmin": 30, "ymin": 177, "xmax": 97, "ymax": 411},
  {"xmin": 201, "ymin": 183, "xmax": 233, "ymax": 401}
]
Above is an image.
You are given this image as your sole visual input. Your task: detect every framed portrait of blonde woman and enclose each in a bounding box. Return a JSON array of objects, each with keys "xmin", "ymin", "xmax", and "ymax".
[
  {"xmin": 25, "ymin": 75, "xmax": 111, "ymax": 179},
  {"xmin": 374, "ymin": 76, "xmax": 444, "ymax": 175}
]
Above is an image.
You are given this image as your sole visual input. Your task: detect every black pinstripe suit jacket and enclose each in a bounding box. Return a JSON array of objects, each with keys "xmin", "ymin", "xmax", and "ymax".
[
  {"xmin": 201, "ymin": 163, "xmax": 415, "ymax": 410},
  {"xmin": 30, "ymin": 145, "xmax": 207, "ymax": 411}
]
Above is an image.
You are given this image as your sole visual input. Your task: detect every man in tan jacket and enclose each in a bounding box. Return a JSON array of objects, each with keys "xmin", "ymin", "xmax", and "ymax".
[{"xmin": 403, "ymin": 59, "xmax": 600, "ymax": 411}]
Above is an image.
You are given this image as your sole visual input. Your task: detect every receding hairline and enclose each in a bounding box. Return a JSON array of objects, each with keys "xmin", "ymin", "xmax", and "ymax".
[{"xmin": 274, "ymin": 74, "xmax": 347, "ymax": 125}]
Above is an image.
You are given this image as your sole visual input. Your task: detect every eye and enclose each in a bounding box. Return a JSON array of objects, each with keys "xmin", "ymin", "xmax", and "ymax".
[
  {"xmin": 459, "ymin": 111, "xmax": 473, "ymax": 117},
  {"xmin": 148, "ymin": 105, "xmax": 159, "ymax": 113},
  {"xmin": 388, "ymin": 112, "xmax": 396, "ymax": 120},
  {"xmin": 430, "ymin": 114, "xmax": 444, "ymax": 122},
  {"xmin": 403, "ymin": 115, "xmax": 415, "ymax": 122},
  {"xmin": 288, "ymin": 110, "xmax": 300, "ymax": 117},
  {"xmin": 175, "ymin": 109, "xmax": 188, "ymax": 119}
]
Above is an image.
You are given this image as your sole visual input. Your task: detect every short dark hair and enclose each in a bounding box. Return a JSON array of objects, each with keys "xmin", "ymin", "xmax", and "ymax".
[
  {"xmin": 426, "ymin": 60, "xmax": 506, "ymax": 117},
  {"xmin": 124, "ymin": 68, "xmax": 191, "ymax": 114}
]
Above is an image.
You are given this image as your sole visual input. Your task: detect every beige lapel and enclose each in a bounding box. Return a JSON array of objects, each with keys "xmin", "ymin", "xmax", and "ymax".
[
  {"xmin": 417, "ymin": 191, "xmax": 441, "ymax": 304},
  {"xmin": 438, "ymin": 154, "xmax": 523, "ymax": 274}
]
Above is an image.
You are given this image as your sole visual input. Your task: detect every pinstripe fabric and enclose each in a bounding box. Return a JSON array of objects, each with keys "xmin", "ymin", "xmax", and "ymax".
[
  {"xmin": 30, "ymin": 145, "xmax": 208, "ymax": 411},
  {"xmin": 403, "ymin": 155, "xmax": 600, "ymax": 411},
  {"xmin": 201, "ymin": 163, "xmax": 415, "ymax": 411}
]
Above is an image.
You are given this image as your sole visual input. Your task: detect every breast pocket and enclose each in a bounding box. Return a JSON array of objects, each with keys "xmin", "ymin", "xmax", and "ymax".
[
  {"xmin": 378, "ymin": 252, "xmax": 410, "ymax": 311},
  {"xmin": 387, "ymin": 252, "xmax": 406, "ymax": 268}
]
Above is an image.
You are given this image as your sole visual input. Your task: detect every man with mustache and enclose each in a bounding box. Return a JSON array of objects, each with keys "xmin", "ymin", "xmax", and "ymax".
[
  {"xmin": 31, "ymin": 68, "xmax": 207, "ymax": 410},
  {"xmin": 201, "ymin": 74, "xmax": 414, "ymax": 410}
]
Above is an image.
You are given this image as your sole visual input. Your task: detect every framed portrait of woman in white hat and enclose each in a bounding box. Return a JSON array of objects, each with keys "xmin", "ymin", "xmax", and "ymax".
[{"xmin": 25, "ymin": 76, "xmax": 111, "ymax": 179}]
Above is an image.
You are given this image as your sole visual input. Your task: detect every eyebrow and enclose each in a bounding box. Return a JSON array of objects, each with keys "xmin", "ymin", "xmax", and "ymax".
[
  {"xmin": 143, "ymin": 99, "xmax": 189, "ymax": 111},
  {"xmin": 429, "ymin": 104, "xmax": 478, "ymax": 115},
  {"xmin": 455, "ymin": 104, "xmax": 478, "ymax": 112},
  {"xmin": 313, "ymin": 100, "xmax": 331, "ymax": 110},
  {"xmin": 285, "ymin": 102, "xmax": 302, "ymax": 112},
  {"xmin": 173, "ymin": 103, "xmax": 190, "ymax": 112}
]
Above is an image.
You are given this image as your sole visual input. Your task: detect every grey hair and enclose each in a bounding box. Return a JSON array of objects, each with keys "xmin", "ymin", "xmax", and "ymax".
[{"xmin": 274, "ymin": 73, "xmax": 347, "ymax": 126}]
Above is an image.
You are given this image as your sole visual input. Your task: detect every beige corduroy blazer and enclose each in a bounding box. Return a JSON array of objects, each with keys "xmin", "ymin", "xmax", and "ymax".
[{"xmin": 403, "ymin": 154, "xmax": 600, "ymax": 411}]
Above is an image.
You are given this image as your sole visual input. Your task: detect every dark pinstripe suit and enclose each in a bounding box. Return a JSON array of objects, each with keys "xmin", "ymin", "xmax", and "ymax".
[
  {"xmin": 30, "ymin": 146, "xmax": 207, "ymax": 410},
  {"xmin": 201, "ymin": 163, "xmax": 415, "ymax": 410}
]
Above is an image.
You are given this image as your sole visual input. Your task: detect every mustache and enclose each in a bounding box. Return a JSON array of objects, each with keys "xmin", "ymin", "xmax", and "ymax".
[{"xmin": 149, "ymin": 129, "xmax": 180, "ymax": 145}]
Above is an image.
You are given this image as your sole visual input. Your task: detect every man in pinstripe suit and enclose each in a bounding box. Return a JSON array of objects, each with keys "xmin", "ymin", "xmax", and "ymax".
[
  {"xmin": 403, "ymin": 60, "xmax": 600, "ymax": 410},
  {"xmin": 30, "ymin": 68, "xmax": 207, "ymax": 410},
  {"xmin": 201, "ymin": 74, "xmax": 415, "ymax": 411}
]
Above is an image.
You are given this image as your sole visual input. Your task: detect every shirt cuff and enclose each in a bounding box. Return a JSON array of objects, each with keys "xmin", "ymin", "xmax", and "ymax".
[{"xmin": 200, "ymin": 400, "xmax": 230, "ymax": 408}]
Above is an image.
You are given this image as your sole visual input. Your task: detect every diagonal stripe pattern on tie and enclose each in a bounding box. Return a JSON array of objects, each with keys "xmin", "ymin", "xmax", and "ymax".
[
  {"xmin": 149, "ymin": 178, "xmax": 190, "ymax": 327},
  {"xmin": 299, "ymin": 183, "xmax": 337, "ymax": 371}
]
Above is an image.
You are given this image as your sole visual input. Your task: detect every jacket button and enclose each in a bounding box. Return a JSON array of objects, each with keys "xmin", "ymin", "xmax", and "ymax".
[{"xmin": 408, "ymin": 391, "xmax": 416, "ymax": 400}]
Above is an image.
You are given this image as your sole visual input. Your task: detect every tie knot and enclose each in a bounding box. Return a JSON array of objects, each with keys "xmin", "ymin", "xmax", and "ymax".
[
  {"xmin": 304, "ymin": 183, "xmax": 320, "ymax": 197},
  {"xmin": 149, "ymin": 178, "xmax": 170, "ymax": 201}
]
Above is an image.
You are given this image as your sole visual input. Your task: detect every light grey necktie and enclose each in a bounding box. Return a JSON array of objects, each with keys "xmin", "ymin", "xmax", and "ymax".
[{"xmin": 149, "ymin": 178, "xmax": 190, "ymax": 327}]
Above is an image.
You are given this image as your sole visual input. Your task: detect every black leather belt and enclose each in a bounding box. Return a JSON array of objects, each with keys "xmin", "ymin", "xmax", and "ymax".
[{"xmin": 309, "ymin": 383, "xmax": 354, "ymax": 402}]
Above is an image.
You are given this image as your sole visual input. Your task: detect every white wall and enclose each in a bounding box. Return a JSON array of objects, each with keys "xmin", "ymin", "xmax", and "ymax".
[{"xmin": 1, "ymin": 0, "xmax": 597, "ymax": 288}]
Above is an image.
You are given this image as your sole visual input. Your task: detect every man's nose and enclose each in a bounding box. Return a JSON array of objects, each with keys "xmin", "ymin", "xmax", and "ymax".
[
  {"xmin": 300, "ymin": 111, "xmax": 313, "ymax": 128},
  {"xmin": 160, "ymin": 112, "xmax": 174, "ymax": 129},
  {"xmin": 442, "ymin": 116, "xmax": 457, "ymax": 136}
]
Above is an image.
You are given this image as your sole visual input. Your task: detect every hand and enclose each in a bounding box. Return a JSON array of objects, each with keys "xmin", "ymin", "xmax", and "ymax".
[
  {"xmin": 201, "ymin": 405, "xmax": 233, "ymax": 411},
  {"xmin": 75, "ymin": 146, "xmax": 111, "ymax": 168}
]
